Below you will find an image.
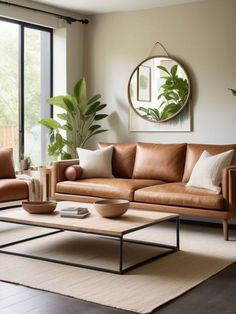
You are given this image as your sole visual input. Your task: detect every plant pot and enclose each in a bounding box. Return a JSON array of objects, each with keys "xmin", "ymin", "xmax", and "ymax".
[{"xmin": 20, "ymin": 160, "xmax": 30, "ymax": 171}]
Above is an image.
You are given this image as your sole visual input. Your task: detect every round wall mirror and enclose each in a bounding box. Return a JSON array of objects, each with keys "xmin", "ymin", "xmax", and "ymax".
[{"xmin": 128, "ymin": 56, "xmax": 191, "ymax": 123}]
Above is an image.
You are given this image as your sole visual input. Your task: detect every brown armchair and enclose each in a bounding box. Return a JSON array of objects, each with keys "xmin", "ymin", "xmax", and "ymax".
[{"xmin": 0, "ymin": 148, "xmax": 28, "ymax": 207}]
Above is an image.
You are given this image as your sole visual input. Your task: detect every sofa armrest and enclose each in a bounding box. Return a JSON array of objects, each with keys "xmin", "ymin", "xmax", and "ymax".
[
  {"xmin": 51, "ymin": 159, "xmax": 79, "ymax": 197},
  {"xmin": 222, "ymin": 164, "xmax": 236, "ymax": 217}
]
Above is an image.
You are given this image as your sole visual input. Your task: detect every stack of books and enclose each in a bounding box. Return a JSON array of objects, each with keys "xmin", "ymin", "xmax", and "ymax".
[{"xmin": 60, "ymin": 207, "xmax": 90, "ymax": 218}]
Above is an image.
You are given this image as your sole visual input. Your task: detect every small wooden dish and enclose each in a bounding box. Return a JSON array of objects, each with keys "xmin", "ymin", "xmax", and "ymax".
[
  {"xmin": 94, "ymin": 199, "xmax": 129, "ymax": 218},
  {"xmin": 22, "ymin": 201, "xmax": 57, "ymax": 214}
]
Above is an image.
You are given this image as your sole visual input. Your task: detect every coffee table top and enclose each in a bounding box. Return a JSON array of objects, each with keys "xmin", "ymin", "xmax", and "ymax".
[{"xmin": 0, "ymin": 201, "xmax": 178, "ymax": 236}]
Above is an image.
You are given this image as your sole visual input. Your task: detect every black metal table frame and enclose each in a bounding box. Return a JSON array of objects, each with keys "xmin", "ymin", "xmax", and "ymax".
[{"xmin": 0, "ymin": 216, "xmax": 180, "ymax": 274}]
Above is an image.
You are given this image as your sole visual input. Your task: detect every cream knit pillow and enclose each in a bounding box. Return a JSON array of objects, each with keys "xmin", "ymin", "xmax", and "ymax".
[
  {"xmin": 76, "ymin": 145, "xmax": 114, "ymax": 178},
  {"xmin": 187, "ymin": 149, "xmax": 234, "ymax": 193}
]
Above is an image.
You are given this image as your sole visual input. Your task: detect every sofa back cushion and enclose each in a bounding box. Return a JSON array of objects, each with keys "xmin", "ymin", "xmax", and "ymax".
[
  {"xmin": 0, "ymin": 147, "xmax": 16, "ymax": 179},
  {"xmin": 98, "ymin": 142, "xmax": 136, "ymax": 178},
  {"xmin": 182, "ymin": 143, "xmax": 236, "ymax": 182},
  {"xmin": 132, "ymin": 142, "xmax": 187, "ymax": 182}
]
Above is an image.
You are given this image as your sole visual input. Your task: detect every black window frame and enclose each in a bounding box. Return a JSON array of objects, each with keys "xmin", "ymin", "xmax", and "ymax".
[{"xmin": 0, "ymin": 16, "xmax": 53, "ymax": 160}]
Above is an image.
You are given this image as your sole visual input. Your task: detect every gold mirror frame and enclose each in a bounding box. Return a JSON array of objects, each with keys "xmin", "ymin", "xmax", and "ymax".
[{"xmin": 128, "ymin": 56, "xmax": 191, "ymax": 123}]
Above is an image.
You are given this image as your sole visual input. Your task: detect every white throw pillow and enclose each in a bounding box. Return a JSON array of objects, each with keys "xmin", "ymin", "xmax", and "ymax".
[
  {"xmin": 187, "ymin": 149, "xmax": 234, "ymax": 193},
  {"xmin": 76, "ymin": 145, "xmax": 114, "ymax": 178}
]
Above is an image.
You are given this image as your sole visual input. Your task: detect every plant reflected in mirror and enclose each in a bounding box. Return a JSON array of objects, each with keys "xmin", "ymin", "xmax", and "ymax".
[{"xmin": 128, "ymin": 56, "xmax": 190, "ymax": 123}]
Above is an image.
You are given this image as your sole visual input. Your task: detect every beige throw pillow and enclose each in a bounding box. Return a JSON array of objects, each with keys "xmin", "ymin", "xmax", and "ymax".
[
  {"xmin": 187, "ymin": 149, "xmax": 234, "ymax": 193},
  {"xmin": 76, "ymin": 145, "xmax": 114, "ymax": 178}
]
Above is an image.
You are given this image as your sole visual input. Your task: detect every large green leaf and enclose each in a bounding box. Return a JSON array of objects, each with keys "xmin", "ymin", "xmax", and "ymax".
[
  {"xmin": 137, "ymin": 107, "xmax": 160, "ymax": 121},
  {"xmin": 69, "ymin": 95, "xmax": 80, "ymax": 108},
  {"xmin": 74, "ymin": 77, "xmax": 86, "ymax": 104},
  {"xmin": 94, "ymin": 104, "xmax": 107, "ymax": 113},
  {"xmin": 84, "ymin": 101, "xmax": 100, "ymax": 115},
  {"xmin": 61, "ymin": 123, "xmax": 73, "ymax": 131},
  {"xmin": 57, "ymin": 113, "xmax": 67, "ymax": 120},
  {"xmin": 89, "ymin": 124, "xmax": 101, "ymax": 132},
  {"xmin": 94, "ymin": 114, "xmax": 108, "ymax": 121},
  {"xmin": 149, "ymin": 108, "xmax": 160, "ymax": 120},
  {"xmin": 139, "ymin": 108, "xmax": 151, "ymax": 116},
  {"xmin": 61, "ymin": 152, "xmax": 72, "ymax": 160},
  {"xmin": 157, "ymin": 93, "xmax": 163, "ymax": 100},
  {"xmin": 160, "ymin": 103, "xmax": 182, "ymax": 120},
  {"xmin": 63, "ymin": 97, "xmax": 75, "ymax": 113},
  {"xmin": 39, "ymin": 118, "xmax": 61, "ymax": 129},
  {"xmin": 165, "ymin": 78, "xmax": 173, "ymax": 86},
  {"xmin": 229, "ymin": 88, "xmax": 236, "ymax": 96},
  {"xmin": 158, "ymin": 101, "xmax": 166, "ymax": 109},
  {"xmin": 157, "ymin": 65, "xmax": 170, "ymax": 75},
  {"xmin": 55, "ymin": 133, "xmax": 63, "ymax": 149},
  {"xmin": 87, "ymin": 94, "xmax": 101, "ymax": 105},
  {"xmin": 48, "ymin": 143, "xmax": 58, "ymax": 155},
  {"xmin": 162, "ymin": 93, "xmax": 174, "ymax": 101},
  {"xmin": 63, "ymin": 139, "xmax": 73, "ymax": 148},
  {"xmin": 170, "ymin": 65, "xmax": 178, "ymax": 77},
  {"xmin": 47, "ymin": 96, "xmax": 66, "ymax": 109},
  {"xmin": 168, "ymin": 91, "xmax": 179, "ymax": 101},
  {"xmin": 84, "ymin": 101, "xmax": 107, "ymax": 116},
  {"xmin": 138, "ymin": 107, "xmax": 150, "ymax": 114}
]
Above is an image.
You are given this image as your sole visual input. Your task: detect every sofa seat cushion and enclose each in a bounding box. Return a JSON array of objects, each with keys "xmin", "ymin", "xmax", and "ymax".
[
  {"xmin": 134, "ymin": 182, "xmax": 224, "ymax": 210},
  {"xmin": 0, "ymin": 179, "xmax": 28, "ymax": 202},
  {"xmin": 56, "ymin": 178, "xmax": 164, "ymax": 201}
]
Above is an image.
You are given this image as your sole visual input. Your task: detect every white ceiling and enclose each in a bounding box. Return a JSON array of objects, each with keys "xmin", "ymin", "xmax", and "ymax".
[{"xmin": 31, "ymin": 0, "xmax": 202, "ymax": 15}]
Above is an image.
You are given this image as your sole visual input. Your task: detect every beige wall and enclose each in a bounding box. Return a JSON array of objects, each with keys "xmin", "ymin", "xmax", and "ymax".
[
  {"xmin": 0, "ymin": 0, "xmax": 85, "ymax": 94},
  {"xmin": 1, "ymin": 0, "xmax": 236, "ymax": 146},
  {"xmin": 85, "ymin": 0, "xmax": 236, "ymax": 147}
]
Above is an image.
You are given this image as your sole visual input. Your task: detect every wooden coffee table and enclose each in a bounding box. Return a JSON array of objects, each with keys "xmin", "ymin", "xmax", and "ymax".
[{"xmin": 0, "ymin": 201, "xmax": 180, "ymax": 274}]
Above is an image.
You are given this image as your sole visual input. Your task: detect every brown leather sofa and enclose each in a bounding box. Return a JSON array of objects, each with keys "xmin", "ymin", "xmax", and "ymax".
[
  {"xmin": 0, "ymin": 148, "xmax": 28, "ymax": 206},
  {"xmin": 51, "ymin": 142, "xmax": 236, "ymax": 240}
]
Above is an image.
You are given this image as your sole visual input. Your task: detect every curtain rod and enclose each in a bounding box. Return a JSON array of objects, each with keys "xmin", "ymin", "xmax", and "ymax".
[{"xmin": 0, "ymin": 1, "xmax": 89, "ymax": 24}]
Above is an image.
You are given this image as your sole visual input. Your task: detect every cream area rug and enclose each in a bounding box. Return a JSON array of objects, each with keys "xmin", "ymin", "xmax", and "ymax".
[{"xmin": 0, "ymin": 220, "xmax": 236, "ymax": 314}]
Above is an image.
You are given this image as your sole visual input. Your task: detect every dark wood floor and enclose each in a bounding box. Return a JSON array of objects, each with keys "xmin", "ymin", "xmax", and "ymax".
[{"xmin": 1, "ymin": 261, "xmax": 236, "ymax": 314}]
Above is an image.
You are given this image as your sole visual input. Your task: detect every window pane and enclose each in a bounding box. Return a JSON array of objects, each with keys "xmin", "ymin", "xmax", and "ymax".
[
  {"xmin": 24, "ymin": 28, "xmax": 51, "ymax": 166},
  {"xmin": 0, "ymin": 20, "xmax": 19, "ymax": 163}
]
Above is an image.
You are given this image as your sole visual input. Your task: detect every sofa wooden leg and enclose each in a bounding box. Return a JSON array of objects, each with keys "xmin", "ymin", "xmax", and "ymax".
[{"xmin": 222, "ymin": 219, "xmax": 229, "ymax": 241}]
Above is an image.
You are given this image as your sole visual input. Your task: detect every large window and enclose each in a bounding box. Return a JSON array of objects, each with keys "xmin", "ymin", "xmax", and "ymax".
[{"xmin": 0, "ymin": 17, "xmax": 52, "ymax": 167}]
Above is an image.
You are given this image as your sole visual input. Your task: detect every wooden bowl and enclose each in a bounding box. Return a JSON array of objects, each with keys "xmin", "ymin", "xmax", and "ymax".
[
  {"xmin": 94, "ymin": 199, "xmax": 129, "ymax": 218},
  {"xmin": 22, "ymin": 201, "xmax": 57, "ymax": 214}
]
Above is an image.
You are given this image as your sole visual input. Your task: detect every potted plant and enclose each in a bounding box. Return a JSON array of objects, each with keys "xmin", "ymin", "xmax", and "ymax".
[
  {"xmin": 39, "ymin": 77, "xmax": 108, "ymax": 160},
  {"xmin": 20, "ymin": 154, "xmax": 31, "ymax": 171},
  {"xmin": 138, "ymin": 64, "xmax": 189, "ymax": 122}
]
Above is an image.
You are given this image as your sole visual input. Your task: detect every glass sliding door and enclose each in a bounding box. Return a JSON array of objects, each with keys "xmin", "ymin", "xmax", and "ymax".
[
  {"xmin": 0, "ymin": 17, "xmax": 52, "ymax": 167},
  {"xmin": 24, "ymin": 28, "xmax": 51, "ymax": 166},
  {"xmin": 0, "ymin": 20, "xmax": 20, "ymax": 163}
]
